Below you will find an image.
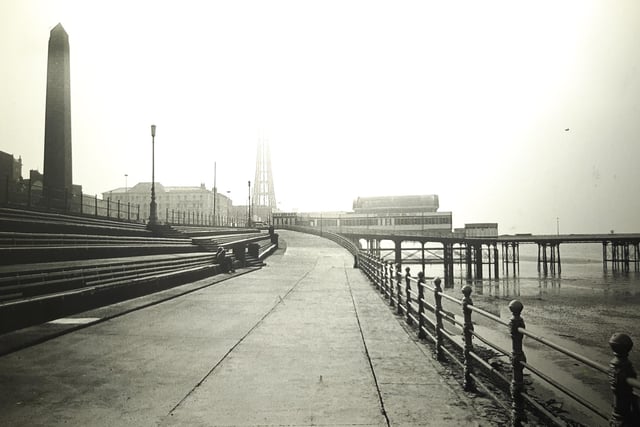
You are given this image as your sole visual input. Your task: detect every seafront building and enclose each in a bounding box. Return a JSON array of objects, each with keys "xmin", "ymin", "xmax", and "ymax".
[{"xmin": 102, "ymin": 182, "xmax": 236, "ymax": 225}]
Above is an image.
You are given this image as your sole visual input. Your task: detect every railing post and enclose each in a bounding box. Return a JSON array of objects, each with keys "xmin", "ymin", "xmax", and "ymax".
[
  {"xmin": 417, "ymin": 271, "xmax": 426, "ymax": 339},
  {"xmin": 405, "ymin": 267, "xmax": 412, "ymax": 325},
  {"xmin": 117, "ymin": 199, "xmax": 121, "ymax": 219},
  {"xmin": 389, "ymin": 263, "xmax": 396, "ymax": 307},
  {"xmin": 396, "ymin": 268, "xmax": 403, "ymax": 315},
  {"xmin": 382, "ymin": 261, "xmax": 388, "ymax": 296},
  {"xmin": 94, "ymin": 195, "xmax": 98, "ymax": 216},
  {"xmin": 609, "ymin": 333, "xmax": 638, "ymax": 426},
  {"xmin": 373, "ymin": 258, "xmax": 379, "ymax": 286},
  {"xmin": 509, "ymin": 300, "xmax": 527, "ymax": 426},
  {"xmin": 433, "ymin": 278, "xmax": 444, "ymax": 361},
  {"xmin": 107, "ymin": 197, "xmax": 110, "ymax": 217},
  {"xmin": 462, "ymin": 285, "xmax": 476, "ymax": 391}
]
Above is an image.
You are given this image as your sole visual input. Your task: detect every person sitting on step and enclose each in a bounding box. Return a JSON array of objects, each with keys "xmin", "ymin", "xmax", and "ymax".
[{"xmin": 216, "ymin": 247, "xmax": 234, "ymax": 273}]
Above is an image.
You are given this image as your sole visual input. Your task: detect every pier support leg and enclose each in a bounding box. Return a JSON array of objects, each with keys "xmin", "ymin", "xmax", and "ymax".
[
  {"xmin": 465, "ymin": 244, "xmax": 473, "ymax": 280},
  {"xmin": 474, "ymin": 244, "xmax": 483, "ymax": 280},
  {"xmin": 494, "ymin": 244, "xmax": 499, "ymax": 279},
  {"xmin": 394, "ymin": 240, "xmax": 402, "ymax": 266}
]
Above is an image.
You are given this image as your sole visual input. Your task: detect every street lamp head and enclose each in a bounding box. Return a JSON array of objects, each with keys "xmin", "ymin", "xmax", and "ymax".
[{"xmin": 151, "ymin": 124, "xmax": 156, "ymax": 137}]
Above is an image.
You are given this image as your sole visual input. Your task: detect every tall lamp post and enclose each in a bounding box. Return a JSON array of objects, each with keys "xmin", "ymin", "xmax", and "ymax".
[
  {"xmin": 149, "ymin": 124, "xmax": 158, "ymax": 225},
  {"xmin": 213, "ymin": 161, "xmax": 217, "ymax": 227},
  {"xmin": 247, "ymin": 180, "xmax": 252, "ymax": 227}
]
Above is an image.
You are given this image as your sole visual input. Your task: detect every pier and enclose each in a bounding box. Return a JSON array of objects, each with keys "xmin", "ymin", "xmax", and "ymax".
[{"xmin": 291, "ymin": 222, "xmax": 640, "ymax": 283}]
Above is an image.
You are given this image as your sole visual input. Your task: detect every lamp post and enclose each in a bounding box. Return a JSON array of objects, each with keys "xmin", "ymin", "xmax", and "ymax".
[
  {"xmin": 213, "ymin": 161, "xmax": 217, "ymax": 227},
  {"xmin": 247, "ymin": 180, "xmax": 251, "ymax": 227},
  {"xmin": 226, "ymin": 190, "xmax": 232, "ymax": 226},
  {"xmin": 149, "ymin": 124, "xmax": 158, "ymax": 225}
]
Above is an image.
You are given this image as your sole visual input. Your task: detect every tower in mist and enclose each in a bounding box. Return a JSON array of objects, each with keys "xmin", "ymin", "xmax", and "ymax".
[
  {"xmin": 43, "ymin": 23, "xmax": 73, "ymax": 206},
  {"xmin": 252, "ymin": 139, "xmax": 277, "ymax": 218}
]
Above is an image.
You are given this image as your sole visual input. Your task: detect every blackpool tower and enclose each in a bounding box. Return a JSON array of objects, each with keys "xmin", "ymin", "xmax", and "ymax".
[
  {"xmin": 43, "ymin": 23, "xmax": 73, "ymax": 207},
  {"xmin": 252, "ymin": 139, "xmax": 277, "ymax": 220}
]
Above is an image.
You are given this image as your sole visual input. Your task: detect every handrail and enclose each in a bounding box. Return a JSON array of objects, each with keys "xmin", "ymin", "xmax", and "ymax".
[
  {"xmin": 518, "ymin": 327, "xmax": 609, "ymax": 374},
  {"xmin": 355, "ymin": 250, "xmax": 638, "ymax": 426}
]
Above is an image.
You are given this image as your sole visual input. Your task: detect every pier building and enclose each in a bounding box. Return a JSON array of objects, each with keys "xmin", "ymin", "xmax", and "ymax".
[{"xmin": 273, "ymin": 194, "xmax": 453, "ymax": 235}]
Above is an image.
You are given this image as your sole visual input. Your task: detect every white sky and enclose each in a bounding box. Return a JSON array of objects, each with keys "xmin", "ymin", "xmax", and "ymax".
[{"xmin": 1, "ymin": 0, "xmax": 639, "ymax": 234}]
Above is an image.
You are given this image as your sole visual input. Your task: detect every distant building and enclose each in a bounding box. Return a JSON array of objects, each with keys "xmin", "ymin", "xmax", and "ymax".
[
  {"xmin": 353, "ymin": 195, "xmax": 439, "ymax": 214},
  {"xmin": 462, "ymin": 223, "xmax": 499, "ymax": 238},
  {"xmin": 102, "ymin": 182, "xmax": 237, "ymax": 225},
  {"xmin": 0, "ymin": 151, "xmax": 23, "ymax": 203},
  {"xmin": 0, "ymin": 151, "xmax": 22, "ymax": 183}
]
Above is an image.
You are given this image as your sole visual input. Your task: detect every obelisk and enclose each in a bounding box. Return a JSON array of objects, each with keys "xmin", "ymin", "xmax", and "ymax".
[{"xmin": 43, "ymin": 23, "xmax": 72, "ymax": 207}]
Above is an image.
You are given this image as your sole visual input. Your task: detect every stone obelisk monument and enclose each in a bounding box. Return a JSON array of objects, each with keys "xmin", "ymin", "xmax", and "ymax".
[{"xmin": 43, "ymin": 23, "xmax": 72, "ymax": 208}]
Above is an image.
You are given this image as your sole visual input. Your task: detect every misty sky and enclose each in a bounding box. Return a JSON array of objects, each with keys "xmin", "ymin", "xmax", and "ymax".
[{"xmin": 1, "ymin": 0, "xmax": 639, "ymax": 234}]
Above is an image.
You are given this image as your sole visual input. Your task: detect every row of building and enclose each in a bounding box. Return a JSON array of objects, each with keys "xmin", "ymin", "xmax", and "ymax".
[
  {"xmin": 0, "ymin": 149, "xmax": 266, "ymax": 226},
  {"xmin": 102, "ymin": 182, "xmax": 252, "ymax": 226}
]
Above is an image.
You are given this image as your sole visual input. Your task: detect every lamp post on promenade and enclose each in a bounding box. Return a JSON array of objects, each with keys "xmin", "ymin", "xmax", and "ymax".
[
  {"xmin": 213, "ymin": 161, "xmax": 217, "ymax": 226},
  {"xmin": 226, "ymin": 190, "xmax": 232, "ymax": 226},
  {"xmin": 247, "ymin": 180, "xmax": 251, "ymax": 227},
  {"xmin": 149, "ymin": 124, "xmax": 158, "ymax": 225}
]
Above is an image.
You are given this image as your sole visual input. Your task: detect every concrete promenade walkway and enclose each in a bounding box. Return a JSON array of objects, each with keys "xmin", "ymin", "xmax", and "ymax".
[{"xmin": 0, "ymin": 230, "xmax": 498, "ymax": 426}]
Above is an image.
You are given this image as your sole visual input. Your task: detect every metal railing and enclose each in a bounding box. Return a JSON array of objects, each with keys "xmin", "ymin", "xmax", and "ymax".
[
  {"xmin": 2, "ymin": 185, "xmax": 245, "ymax": 227},
  {"xmin": 276, "ymin": 225, "xmax": 359, "ymax": 256},
  {"xmin": 358, "ymin": 251, "xmax": 639, "ymax": 427}
]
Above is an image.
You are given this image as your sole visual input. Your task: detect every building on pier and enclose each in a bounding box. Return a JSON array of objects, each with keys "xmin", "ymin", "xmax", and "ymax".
[
  {"xmin": 273, "ymin": 194, "xmax": 454, "ymax": 235},
  {"xmin": 352, "ymin": 195, "xmax": 439, "ymax": 214}
]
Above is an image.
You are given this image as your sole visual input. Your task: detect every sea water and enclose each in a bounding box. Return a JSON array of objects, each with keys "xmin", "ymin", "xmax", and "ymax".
[{"xmin": 377, "ymin": 241, "xmax": 639, "ymax": 424}]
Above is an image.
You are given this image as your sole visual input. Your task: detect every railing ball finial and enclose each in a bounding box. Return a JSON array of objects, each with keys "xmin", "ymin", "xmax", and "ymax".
[
  {"xmin": 434, "ymin": 277, "xmax": 442, "ymax": 288},
  {"xmin": 461, "ymin": 283, "xmax": 475, "ymax": 391},
  {"xmin": 509, "ymin": 299, "xmax": 524, "ymax": 317},
  {"xmin": 608, "ymin": 333, "xmax": 637, "ymax": 426},
  {"xmin": 508, "ymin": 298, "xmax": 527, "ymax": 425},
  {"xmin": 462, "ymin": 285, "xmax": 473, "ymax": 298},
  {"xmin": 609, "ymin": 333, "xmax": 633, "ymax": 357}
]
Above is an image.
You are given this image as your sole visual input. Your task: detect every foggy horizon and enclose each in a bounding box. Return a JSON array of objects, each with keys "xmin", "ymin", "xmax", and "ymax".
[{"xmin": 1, "ymin": 1, "xmax": 639, "ymax": 235}]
